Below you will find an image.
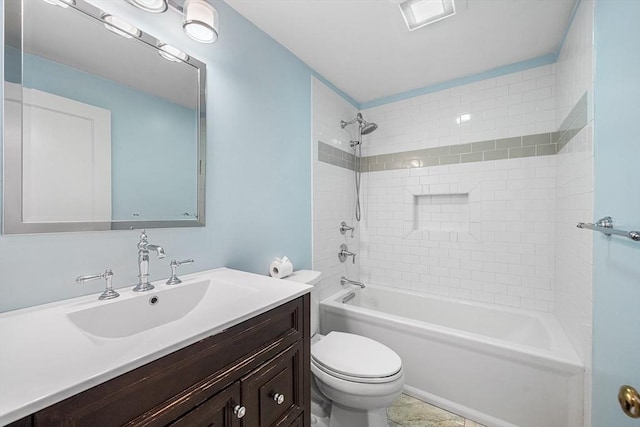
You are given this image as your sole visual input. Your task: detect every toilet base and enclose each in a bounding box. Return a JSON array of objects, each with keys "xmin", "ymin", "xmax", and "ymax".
[
  {"xmin": 329, "ymin": 404, "xmax": 388, "ymax": 427},
  {"xmin": 311, "ymin": 376, "xmax": 388, "ymax": 427}
]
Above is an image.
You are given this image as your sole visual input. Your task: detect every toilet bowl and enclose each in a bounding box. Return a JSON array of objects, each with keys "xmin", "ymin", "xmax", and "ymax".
[{"xmin": 285, "ymin": 270, "xmax": 405, "ymax": 427}]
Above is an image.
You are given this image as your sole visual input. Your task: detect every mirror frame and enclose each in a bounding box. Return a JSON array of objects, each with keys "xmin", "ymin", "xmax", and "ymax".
[{"xmin": 2, "ymin": 0, "xmax": 207, "ymax": 234}]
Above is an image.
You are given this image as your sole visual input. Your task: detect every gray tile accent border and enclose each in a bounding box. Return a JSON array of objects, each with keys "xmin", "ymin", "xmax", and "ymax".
[
  {"xmin": 523, "ymin": 133, "xmax": 551, "ymax": 146},
  {"xmin": 554, "ymin": 92, "xmax": 588, "ymax": 153},
  {"xmin": 509, "ymin": 146, "xmax": 537, "ymax": 158},
  {"xmin": 495, "ymin": 137, "xmax": 521, "ymax": 150},
  {"xmin": 484, "ymin": 149, "xmax": 509, "ymax": 161},
  {"xmin": 318, "ymin": 92, "xmax": 588, "ymax": 173},
  {"xmin": 472, "ymin": 140, "xmax": 495, "ymax": 152},
  {"xmin": 359, "ymin": 131, "xmax": 557, "ymax": 172},
  {"xmin": 461, "ymin": 152, "xmax": 483, "ymax": 163},
  {"xmin": 318, "ymin": 141, "xmax": 356, "ymax": 170}
]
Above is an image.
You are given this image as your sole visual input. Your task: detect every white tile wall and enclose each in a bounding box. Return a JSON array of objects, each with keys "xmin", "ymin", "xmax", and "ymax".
[
  {"xmin": 312, "ymin": 78, "xmax": 360, "ymax": 299},
  {"xmin": 312, "ymin": 78, "xmax": 360, "ymax": 158},
  {"xmin": 352, "ymin": 65, "xmax": 561, "ymax": 312},
  {"xmin": 557, "ymin": 1, "xmax": 595, "ymax": 127},
  {"xmin": 555, "ymin": 1, "xmax": 595, "ymax": 425},
  {"xmin": 359, "ymin": 156, "xmax": 557, "ymax": 311},
  {"xmin": 361, "ymin": 64, "xmax": 557, "ymax": 158},
  {"xmin": 555, "ymin": 123, "xmax": 593, "ymax": 419}
]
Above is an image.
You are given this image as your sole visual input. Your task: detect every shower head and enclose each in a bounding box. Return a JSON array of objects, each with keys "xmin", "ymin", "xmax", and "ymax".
[
  {"xmin": 340, "ymin": 112, "xmax": 378, "ymax": 135},
  {"xmin": 360, "ymin": 122, "xmax": 378, "ymax": 135}
]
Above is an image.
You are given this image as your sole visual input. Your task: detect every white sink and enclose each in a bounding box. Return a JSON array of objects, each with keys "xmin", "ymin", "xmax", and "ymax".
[{"xmin": 67, "ymin": 279, "xmax": 210, "ymax": 338}]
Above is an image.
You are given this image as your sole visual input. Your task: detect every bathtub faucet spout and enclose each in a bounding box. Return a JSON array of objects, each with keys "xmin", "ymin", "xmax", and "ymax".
[{"xmin": 341, "ymin": 276, "xmax": 365, "ymax": 288}]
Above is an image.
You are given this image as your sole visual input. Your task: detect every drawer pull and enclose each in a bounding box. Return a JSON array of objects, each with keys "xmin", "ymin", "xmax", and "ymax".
[
  {"xmin": 273, "ymin": 393, "xmax": 285, "ymax": 405},
  {"xmin": 233, "ymin": 404, "xmax": 246, "ymax": 419}
]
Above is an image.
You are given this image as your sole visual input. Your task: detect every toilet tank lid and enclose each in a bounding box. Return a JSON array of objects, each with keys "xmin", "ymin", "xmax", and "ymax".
[{"xmin": 284, "ymin": 270, "xmax": 322, "ymax": 285}]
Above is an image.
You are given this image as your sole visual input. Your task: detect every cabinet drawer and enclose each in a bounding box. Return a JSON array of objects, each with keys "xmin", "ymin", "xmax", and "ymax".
[{"xmin": 241, "ymin": 342, "xmax": 304, "ymax": 427}]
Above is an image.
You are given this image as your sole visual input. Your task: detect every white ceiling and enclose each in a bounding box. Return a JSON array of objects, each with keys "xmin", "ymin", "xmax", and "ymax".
[{"xmin": 224, "ymin": 0, "xmax": 577, "ymax": 105}]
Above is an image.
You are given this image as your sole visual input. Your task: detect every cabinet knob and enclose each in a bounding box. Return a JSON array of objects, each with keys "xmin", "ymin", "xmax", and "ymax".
[
  {"xmin": 273, "ymin": 393, "xmax": 285, "ymax": 405},
  {"xmin": 233, "ymin": 404, "xmax": 246, "ymax": 419}
]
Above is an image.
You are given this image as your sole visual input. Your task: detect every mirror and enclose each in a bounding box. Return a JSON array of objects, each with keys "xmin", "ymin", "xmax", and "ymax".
[{"xmin": 3, "ymin": 0, "xmax": 206, "ymax": 234}]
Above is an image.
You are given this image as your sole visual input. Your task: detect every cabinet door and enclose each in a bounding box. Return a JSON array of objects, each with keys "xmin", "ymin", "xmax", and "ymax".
[
  {"xmin": 169, "ymin": 382, "xmax": 242, "ymax": 427},
  {"xmin": 289, "ymin": 414, "xmax": 304, "ymax": 427},
  {"xmin": 241, "ymin": 342, "xmax": 304, "ymax": 427}
]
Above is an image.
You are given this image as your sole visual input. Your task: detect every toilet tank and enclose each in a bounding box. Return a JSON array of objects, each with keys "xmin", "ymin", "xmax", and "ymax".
[{"xmin": 283, "ymin": 270, "xmax": 321, "ymax": 336}]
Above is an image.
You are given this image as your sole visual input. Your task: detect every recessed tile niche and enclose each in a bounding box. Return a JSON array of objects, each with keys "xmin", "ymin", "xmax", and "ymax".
[
  {"xmin": 402, "ymin": 185, "xmax": 480, "ymax": 241},
  {"xmin": 414, "ymin": 193, "xmax": 469, "ymax": 232}
]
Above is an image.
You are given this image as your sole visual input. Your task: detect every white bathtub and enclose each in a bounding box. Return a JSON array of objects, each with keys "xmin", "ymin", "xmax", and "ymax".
[{"xmin": 320, "ymin": 285, "xmax": 584, "ymax": 427}]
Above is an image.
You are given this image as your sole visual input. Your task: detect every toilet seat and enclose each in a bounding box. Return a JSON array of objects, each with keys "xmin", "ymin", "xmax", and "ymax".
[{"xmin": 311, "ymin": 332, "xmax": 402, "ymax": 384}]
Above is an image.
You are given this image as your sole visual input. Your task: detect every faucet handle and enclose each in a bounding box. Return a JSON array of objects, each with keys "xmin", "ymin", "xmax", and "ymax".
[
  {"xmin": 340, "ymin": 221, "xmax": 355, "ymax": 238},
  {"xmin": 76, "ymin": 269, "xmax": 119, "ymax": 300},
  {"xmin": 166, "ymin": 259, "xmax": 194, "ymax": 285},
  {"xmin": 338, "ymin": 244, "xmax": 357, "ymax": 264}
]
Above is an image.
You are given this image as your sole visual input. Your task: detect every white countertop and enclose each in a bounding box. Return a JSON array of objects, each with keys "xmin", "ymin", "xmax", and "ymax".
[{"xmin": 0, "ymin": 268, "xmax": 311, "ymax": 425}]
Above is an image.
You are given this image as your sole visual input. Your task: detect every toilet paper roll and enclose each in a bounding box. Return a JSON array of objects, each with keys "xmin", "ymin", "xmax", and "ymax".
[{"xmin": 269, "ymin": 256, "xmax": 294, "ymax": 279}]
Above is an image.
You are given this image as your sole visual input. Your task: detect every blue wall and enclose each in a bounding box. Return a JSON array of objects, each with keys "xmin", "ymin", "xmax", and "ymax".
[
  {"xmin": 7, "ymin": 47, "xmax": 198, "ymax": 220},
  {"xmin": 592, "ymin": 0, "xmax": 640, "ymax": 425},
  {"xmin": 0, "ymin": 0, "xmax": 314, "ymax": 311}
]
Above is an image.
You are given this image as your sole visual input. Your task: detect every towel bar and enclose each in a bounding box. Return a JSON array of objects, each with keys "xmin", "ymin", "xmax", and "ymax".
[{"xmin": 577, "ymin": 216, "xmax": 640, "ymax": 242}]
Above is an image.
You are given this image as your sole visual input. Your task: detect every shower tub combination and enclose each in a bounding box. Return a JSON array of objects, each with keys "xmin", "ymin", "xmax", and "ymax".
[{"xmin": 320, "ymin": 285, "xmax": 584, "ymax": 427}]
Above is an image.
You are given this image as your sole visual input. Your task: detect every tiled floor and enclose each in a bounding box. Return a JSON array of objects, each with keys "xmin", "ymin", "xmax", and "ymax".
[{"xmin": 387, "ymin": 394, "xmax": 486, "ymax": 427}]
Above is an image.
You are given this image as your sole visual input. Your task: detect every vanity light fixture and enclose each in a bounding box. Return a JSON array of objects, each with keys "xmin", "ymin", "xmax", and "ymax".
[
  {"xmin": 397, "ymin": 0, "xmax": 455, "ymax": 31},
  {"xmin": 182, "ymin": 0, "xmax": 219, "ymax": 43},
  {"xmin": 101, "ymin": 13, "xmax": 142, "ymax": 39},
  {"xmin": 158, "ymin": 43, "xmax": 190, "ymax": 63},
  {"xmin": 41, "ymin": 0, "xmax": 76, "ymax": 8},
  {"xmin": 123, "ymin": 0, "xmax": 168, "ymax": 13}
]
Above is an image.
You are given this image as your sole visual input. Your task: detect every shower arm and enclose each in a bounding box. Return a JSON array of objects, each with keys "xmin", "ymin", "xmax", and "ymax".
[{"xmin": 340, "ymin": 117, "xmax": 360, "ymax": 129}]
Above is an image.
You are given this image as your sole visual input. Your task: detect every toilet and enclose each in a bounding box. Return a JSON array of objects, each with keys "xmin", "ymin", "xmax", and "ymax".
[{"xmin": 285, "ymin": 270, "xmax": 405, "ymax": 427}]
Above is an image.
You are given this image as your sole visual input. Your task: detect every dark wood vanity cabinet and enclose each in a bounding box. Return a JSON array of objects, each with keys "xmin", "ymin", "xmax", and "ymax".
[{"xmin": 8, "ymin": 295, "xmax": 310, "ymax": 427}]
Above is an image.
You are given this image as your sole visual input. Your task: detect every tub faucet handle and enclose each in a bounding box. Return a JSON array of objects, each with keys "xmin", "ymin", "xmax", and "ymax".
[
  {"xmin": 338, "ymin": 243, "xmax": 356, "ymax": 264},
  {"xmin": 340, "ymin": 221, "xmax": 355, "ymax": 238}
]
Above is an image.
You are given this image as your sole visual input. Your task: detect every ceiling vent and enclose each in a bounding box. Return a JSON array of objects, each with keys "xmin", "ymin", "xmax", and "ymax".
[{"xmin": 397, "ymin": 0, "xmax": 456, "ymax": 31}]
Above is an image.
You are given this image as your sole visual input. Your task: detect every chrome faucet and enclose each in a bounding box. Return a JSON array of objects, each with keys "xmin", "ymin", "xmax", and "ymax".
[
  {"xmin": 133, "ymin": 231, "xmax": 166, "ymax": 292},
  {"xmin": 341, "ymin": 276, "xmax": 365, "ymax": 289}
]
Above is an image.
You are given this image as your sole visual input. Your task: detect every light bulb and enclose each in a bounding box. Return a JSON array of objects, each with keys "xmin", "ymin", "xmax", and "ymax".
[{"xmin": 101, "ymin": 14, "xmax": 141, "ymax": 39}]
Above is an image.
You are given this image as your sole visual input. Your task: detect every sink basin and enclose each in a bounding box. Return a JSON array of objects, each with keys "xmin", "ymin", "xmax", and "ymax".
[{"xmin": 67, "ymin": 280, "xmax": 210, "ymax": 338}]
